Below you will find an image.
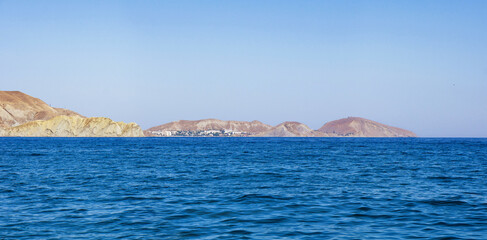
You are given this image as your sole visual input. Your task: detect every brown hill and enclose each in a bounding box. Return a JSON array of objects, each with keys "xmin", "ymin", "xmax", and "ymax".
[
  {"xmin": 145, "ymin": 119, "xmax": 273, "ymax": 136},
  {"xmin": 0, "ymin": 91, "xmax": 82, "ymax": 128},
  {"xmin": 257, "ymin": 121, "xmax": 329, "ymax": 137},
  {"xmin": 317, "ymin": 117, "xmax": 416, "ymax": 137}
]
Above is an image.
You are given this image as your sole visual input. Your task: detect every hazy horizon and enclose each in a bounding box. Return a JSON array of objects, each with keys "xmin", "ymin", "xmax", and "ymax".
[{"xmin": 1, "ymin": 1, "xmax": 486, "ymax": 137}]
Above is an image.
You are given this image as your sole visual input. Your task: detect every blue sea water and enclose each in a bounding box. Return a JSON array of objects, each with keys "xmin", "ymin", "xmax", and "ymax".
[{"xmin": 0, "ymin": 138, "xmax": 486, "ymax": 239}]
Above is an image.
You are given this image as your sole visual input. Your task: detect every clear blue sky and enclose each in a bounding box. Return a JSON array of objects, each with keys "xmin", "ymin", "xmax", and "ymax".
[{"xmin": 1, "ymin": 0, "xmax": 486, "ymax": 137}]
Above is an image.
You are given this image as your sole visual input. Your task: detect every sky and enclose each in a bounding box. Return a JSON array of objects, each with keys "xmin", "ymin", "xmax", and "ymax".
[{"xmin": 1, "ymin": 0, "xmax": 486, "ymax": 137}]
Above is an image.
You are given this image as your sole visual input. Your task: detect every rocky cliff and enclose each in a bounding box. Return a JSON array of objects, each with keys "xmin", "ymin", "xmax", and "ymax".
[
  {"xmin": 317, "ymin": 117, "xmax": 416, "ymax": 137},
  {"xmin": 257, "ymin": 121, "xmax": 329, "ymax": 137},
  {"xmin": 145, "ymin": 119, "xmax": 273, "ymax": 136},
  {"xmin": 4, "ymin": 115, "xmax": 144, "ymax": 137},
  {"xmin": 0, "ymin": 91, "xmax": 82, "ymax": 128},
  {"xmin": 0, "ymin": 91, "xmax": 144, "ymax": 137}
]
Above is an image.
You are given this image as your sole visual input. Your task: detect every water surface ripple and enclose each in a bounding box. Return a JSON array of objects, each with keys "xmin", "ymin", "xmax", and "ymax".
[{"xmin": 0, "ymin": 138, "xmax": 486, "ymax": 239}]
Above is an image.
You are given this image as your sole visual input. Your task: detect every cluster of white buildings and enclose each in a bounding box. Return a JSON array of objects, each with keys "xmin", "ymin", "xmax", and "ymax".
[{"xmin": 147, "ymin": 130, "xmax": 249, "ymax": 137}]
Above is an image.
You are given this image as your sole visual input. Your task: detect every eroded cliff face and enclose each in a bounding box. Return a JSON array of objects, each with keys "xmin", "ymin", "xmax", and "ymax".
[
  {"xmin": 318, "ymin": 117, "xmax": 417, "ymax": 137},
  {"xmin": 4, "ymin": 115, "xmax": 144, "ymax": 137},
  {"xmin": 257, "ymin": 122, "xmax": 329, "ymax": 137},
  {"xmin": 0, "ymin": 91, "xmax": 144, "ymax": 137},
  {"xmin": 0, "ymin": 91, "xmax": 82, "ymax": 128}
]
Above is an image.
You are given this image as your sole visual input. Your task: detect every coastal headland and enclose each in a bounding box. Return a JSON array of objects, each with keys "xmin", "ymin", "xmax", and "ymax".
[{"xmin": 0, "ymin": 91, "xmax": 416, "ymax": 137}]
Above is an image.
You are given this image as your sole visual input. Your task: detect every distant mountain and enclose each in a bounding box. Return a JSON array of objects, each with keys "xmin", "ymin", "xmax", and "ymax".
[
  {"xmin": 0, "ymin": 91, "xmax": 82, "ymax": 128},
  {"xmin": 317, "ymin": 117, "xmax": 416, "ymax": 137},
  {"xmin": 257, "ymin": 121, "xmax": 328, "ymax": 137},
  {"xmin": 145, "ymin": 119, "xmax": 273, "ymax": 136},
  {"xmin": 146, "ymin": 117, "xmax": 416, "ymax": 137}
]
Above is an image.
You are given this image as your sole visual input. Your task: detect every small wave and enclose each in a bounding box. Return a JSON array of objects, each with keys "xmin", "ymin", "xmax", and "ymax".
[
  {"xmin": 0, "ymin": 188, "xmax": 14, "ymax": 193},
  {"xmin": 165, "ymin": 214, "xmax": 191, "ymax": 220},
  {"xmin": 228, "ymin": 229, "xmax": 252, "ymax": 235},
  {"xmin": 209, "ymin": 211, "xmax": 235, "ymax": 218},
  {"xmin": 348, "ymin": 213, "xmax": 393, "ymax": 219},
  {"xmin": 430, "ymin": 236, "xmax": 463, "ymax": 240},
  {"xmin": 420, "ymin": 200, "xmax": 469, "ymax": 206},
  {"xmin": 63, "ymin": 214, "xmax": 84, "ymax": 219},
  {"xmin": 284, "ymin": 203, "xmax": 309, "ymax": 209},
  {"xmin": 96, "ymin": 218, "xmax": 121, "ymax": 225},
  {"xmin": 427, "ymin": 176, "xmax": 472, "ymax": 181},
  {"xmin": 357, "ymin": 206, "xmax": 372, "ymax": 211},
  {"xmin": 120, "ymin": 221, "xmax": 152, "ymax": 226},
  {"xmin": 258, "ymin": 172, "xmax": 285, "ymax": 178},
  {"xmin": 29, "ymin": 153, "xmax": 46, "ymax": 156},
  {"xmin": 283, "ymin": 231, "xmax": 324, "ymax": 236},
  {"xmin": 235, "ymin": 194, "xmax": 291, "ymax": 202},
  {"xmin": 432, "ymin": 221, "xmax": 474, "ymax": 227},
  {"xmin": 178, "ymin": 230, "xmax": 203, "ymax": 238},
  {"xmin": 181, "ymin": 208, "xmax": 210, "ymax": 216},
  {"xmin": 220, "ymin": 218, "xmax": 255, "ymax": 224},
  {"xmin": 255, "ymin": 217, "xmax": 287, "ymax": 224},
  {"xmin": 121, "ymin": 196, "xmax": 164, "ymax": 201},
  {"xmin": 302, "ymin": 207, "xmax": 331, "ymax": 214}
]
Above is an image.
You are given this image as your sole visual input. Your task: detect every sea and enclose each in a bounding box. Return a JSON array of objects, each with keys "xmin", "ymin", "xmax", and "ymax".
[{"xmin": 0, "ymin": 137, "xmax": 486, "ymax": 239}]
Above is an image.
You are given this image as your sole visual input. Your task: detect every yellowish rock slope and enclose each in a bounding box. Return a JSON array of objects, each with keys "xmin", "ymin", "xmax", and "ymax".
[{"xmin": 5, "ymin": 115, "xmax": 144, "ymax": 137}]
